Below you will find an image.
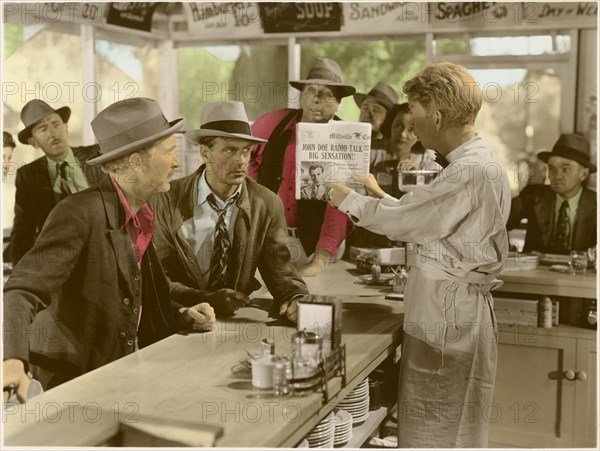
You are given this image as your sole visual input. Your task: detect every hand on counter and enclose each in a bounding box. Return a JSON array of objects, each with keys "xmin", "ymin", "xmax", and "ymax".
[
  {"xmin": 279, "ymin": 298, "xmax": 298, "ymax": 322},
  {"xmin": 2, "ymin": 359, "xmax": 30, "ymax": 403},
  {"xmin": 178, "ymin": 303, "xmax": 216, "ymax": 332},
  {"xmin": 296, "ymin": 248, "xmax": 330, "ymax": 277},
  {"xmin": 205, "ymin": 289, "xmax": 250, "ymax": 316}
]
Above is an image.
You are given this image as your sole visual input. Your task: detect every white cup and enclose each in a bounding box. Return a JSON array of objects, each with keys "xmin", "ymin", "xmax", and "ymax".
[{"xmin": 251, "ymin": 355, "xmax": 274, "ymax": 389}]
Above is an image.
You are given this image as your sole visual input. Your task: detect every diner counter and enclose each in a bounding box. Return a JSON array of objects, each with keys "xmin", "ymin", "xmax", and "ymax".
[
  {"xmin": 4, "ymin": 261, "xmax": 403, "ymax": 448},
  {"xmin": 497, "ymin": 266, "xmax": 597, "ymax": 299},
  {"xmin": 4, "ymin": 261, "xmax": 595, "ymax": 446}
]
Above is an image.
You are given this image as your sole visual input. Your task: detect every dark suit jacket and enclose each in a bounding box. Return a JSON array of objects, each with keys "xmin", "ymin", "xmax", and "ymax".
[
  {"xmin": 151, "ymin": 167, "xmax": 308, "ymax": 314},
  {"xmin": 3, "ymin": 176, "xmax": 182, "ymax": 389},
  {"xmin": 10, "ymin": 145, "xmax": 103, "ymax": 265},
  {"xmin": 507, "ymin": 184, "xmax": 597, "ymax": 253}
]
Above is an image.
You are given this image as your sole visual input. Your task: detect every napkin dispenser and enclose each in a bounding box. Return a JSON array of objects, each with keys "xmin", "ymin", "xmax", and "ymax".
[{"xmin": 297, "ymin": 295, "xmax": 342, "ymax": 358}]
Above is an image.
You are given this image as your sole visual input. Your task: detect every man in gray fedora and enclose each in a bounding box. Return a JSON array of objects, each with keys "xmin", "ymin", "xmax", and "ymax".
[
  {"xmin": 3, "ymin": 98, "xmax": 215, "ymax": 398},
  {"xmin": 508, "ymin": 133, "xmax": 597, "ymax": 253},
  {"xmin": 152, "ymin": 101, "xmax": 307, "ymax": 322},
  {"xmin": 9, "ymin": 99, "xmax": 104, "ymax": 265},
  {"xmin": 354, "ymin": 81, "xmax": 399, "ymax": 159}
]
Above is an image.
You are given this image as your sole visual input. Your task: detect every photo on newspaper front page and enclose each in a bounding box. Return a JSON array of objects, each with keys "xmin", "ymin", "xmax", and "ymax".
[{"xmin": 296, "ymin": 121, "xmax": 372, "ymax": 201}]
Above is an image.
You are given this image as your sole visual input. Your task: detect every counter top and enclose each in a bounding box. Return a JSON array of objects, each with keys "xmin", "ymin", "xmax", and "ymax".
[
  {"xmin": 498, "ymin": 266, "xmax": 597, "ymax": 299},
  {"xmin": 4, "ymin": 262, "xmax": 403, "ymax": 448}
]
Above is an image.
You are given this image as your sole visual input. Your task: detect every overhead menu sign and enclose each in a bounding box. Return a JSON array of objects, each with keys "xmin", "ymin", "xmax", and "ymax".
[
  {"xmin": 183, "ymin": 2, "xmax": 262, "ymax": 39},
  {"xmin": 259, "ymin": 3, "xmax": 342, "ymax": 33},
  {"xmin": 342, "ymin": 2, "xmax": 427, "ymax": 35},
  {"xmin": 6, "ymin": 3, "xmax": 109, "ymax": 25},
  {"xmin": 428, "ymin": 2, "xmax": 520, "ymax": 28},
  {"xmin": 106, "ymin": 2, "xmax": 157, "ymax": 32},
  {"xmin": 520, "ymin": 2, "xmax": 597, "ymax": 27}
]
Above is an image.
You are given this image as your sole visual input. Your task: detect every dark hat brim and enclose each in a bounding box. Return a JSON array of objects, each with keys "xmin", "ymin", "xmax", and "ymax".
[
  {"xmin": 352, "ymin": 92, "xmax": 393, "ymax": 110},
  {"xmin": 18, "ymin": 106, "xmax": 71, "ymax": 145},
  {"xmin": 86, "ymin": 118, "xmax": 184, "ymax": 166},
  {"xmin": 184, "ymin": 129, "xmax": 267, "ymax": 144},
  {"xmin": 538, "ymin": 149, "xmax": 597, "ymax": 173},
  {"xmin": 289, "ymin": 79, "xmax": 356, "ymax": 98}
]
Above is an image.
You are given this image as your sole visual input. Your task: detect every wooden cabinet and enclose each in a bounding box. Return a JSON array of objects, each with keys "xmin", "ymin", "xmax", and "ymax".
[{"xmin": 489, "ymin": 325, "xmax": 596, "ymax": 448}]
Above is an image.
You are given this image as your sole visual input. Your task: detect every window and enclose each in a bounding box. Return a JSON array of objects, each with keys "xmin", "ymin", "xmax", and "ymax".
[
  {"xmin": 300, "ymin": 39, "xmax": 426, "ymax": 120},
  {"xmin": 177, "ymin": 44, "xmax": 289, "ymax": 125},
  {"xmin": 95, "ymin": 39, "xmax": 160, "ymax": 113}
]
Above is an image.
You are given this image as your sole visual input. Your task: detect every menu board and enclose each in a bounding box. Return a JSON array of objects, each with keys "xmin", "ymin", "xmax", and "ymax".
[
  {"xmin": 259, "ymin": 3, "xmax": 342, "ymax": 33},
  {"xmin": 183, "ymin": 2, "xmax": 263, "ymax": 39},
  {"xmin": 106, "ymin": 2, "xmax": 157, "ymax": 31}
]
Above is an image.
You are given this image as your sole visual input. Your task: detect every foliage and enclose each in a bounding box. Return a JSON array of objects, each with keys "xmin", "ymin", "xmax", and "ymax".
[{"xmin": 4, "ymin": 25, "xmax": 24, "ymax": 60}]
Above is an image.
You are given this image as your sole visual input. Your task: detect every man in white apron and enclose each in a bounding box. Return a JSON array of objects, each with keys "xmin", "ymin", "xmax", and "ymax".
[{"xmin": 327, "ymin": 62, "xmax": 511, "ymax": 447}]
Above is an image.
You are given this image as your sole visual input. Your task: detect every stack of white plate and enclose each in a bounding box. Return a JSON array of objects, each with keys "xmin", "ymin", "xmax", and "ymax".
[
  {"xmin": 337, "ymin": 378, "xmax": 370, "ymax": 425},
  {"xmin": 332, "ymin": 409, "xmax": 353, "ymax": 447},
  {"xmin": 305, "ymin": 413, "xmax": 334, "ymax": 448}
]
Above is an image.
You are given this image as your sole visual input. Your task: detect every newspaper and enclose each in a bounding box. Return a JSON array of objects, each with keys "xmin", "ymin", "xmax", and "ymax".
[{"xmin": 296, "ymin": 121, "xmax": 371, "ymax": 201}]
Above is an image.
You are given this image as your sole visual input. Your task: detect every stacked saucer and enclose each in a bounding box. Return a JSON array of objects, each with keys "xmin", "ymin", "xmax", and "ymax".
[
  {"xmin": 337, "ymin": 378, "xmax": 370, "ymax": 425},
  {"xmin": 332, "ymin": 409, "xmax": 353, "ymax": 447},
  {"xmin": 305, "ymin": 413, "xmax": 334, "ymax": 448}
]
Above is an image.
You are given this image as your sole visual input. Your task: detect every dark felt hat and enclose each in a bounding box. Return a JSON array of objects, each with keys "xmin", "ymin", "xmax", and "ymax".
[
  {"xmin": 289, "ymin": 58, "xmax": 355, "ymax": 98},
  {"xmin": 538, "ymin": 133, "xmax": 596, "ymax": 173},
  {"xmin": 18, "ymin": 99, "xmax": 71, "ymax": 144},
  {"xmin": 184, "ymin": 101, "xmax": 267, "ymax": 144},
  {"xmin": 353, "ymin": 82, "xmax": 399, "ymax": 110},
  {"xmin": 87, "ymin": 98, "xmax": 184, "ymax": 166}
]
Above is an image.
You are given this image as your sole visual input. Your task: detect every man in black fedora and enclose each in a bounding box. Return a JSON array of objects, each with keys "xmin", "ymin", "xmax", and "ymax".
[
  {"xmin": 3, "ymin": 98, "xmax": 216, "ymax": 397},
  {"xmin": 9, "ymin": 99, "xmax": 104, "ymax": 265},
  {"xmin": 152, "ymin": 101, "xmax": 307, "ymax": 322},
  {"xmin": 354, "ymin": 81, "xmax": 399, "ymax": 161},
  {"xmin": 249, "ymin": 58, "xmax": 356, "ymax": 277},
  {"xmin": 508, "ymin": 133, "xmax": 597, "ymax": 253}
]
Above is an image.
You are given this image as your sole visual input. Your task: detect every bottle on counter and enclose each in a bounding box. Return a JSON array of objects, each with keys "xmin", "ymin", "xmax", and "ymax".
[{"xmin": 539, "ymin": 297, "xmax": 553, "ymax": 328}]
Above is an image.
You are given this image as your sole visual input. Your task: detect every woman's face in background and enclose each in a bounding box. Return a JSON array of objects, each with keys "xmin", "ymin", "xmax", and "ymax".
[{"xmin": 390, "ymin": 111, "xmax": 418, "ymax": 155}]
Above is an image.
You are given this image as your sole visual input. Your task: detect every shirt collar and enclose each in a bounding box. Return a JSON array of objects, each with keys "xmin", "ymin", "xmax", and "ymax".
[
  {"xmin": 46, "ymin": 147, "xmax": 76, "ymax": 169},
  {"xmin": 197, "ymin": 169, "xmax": 242, "ymax": 207},
  {"xmin": 555, "ymin": 186, "xmax": 583, "ymax": 209},
  {"xmin": 110, "ymin": 176, "xmax": 155, "ymax": 227},
  {"xmin": 444, "ymin": 134, "xmax": 482, "ymax": 164}
]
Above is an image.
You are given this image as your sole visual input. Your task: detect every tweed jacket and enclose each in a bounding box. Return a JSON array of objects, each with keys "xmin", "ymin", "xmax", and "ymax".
[
  {"xmin": 507, "ymin": 184, "xmax": 597, "ymax": 253},
  {"xmin": 151, "ymin": 167, "xmax": 308, "ymax": 310},
  {"xmin": 10, "ymin": 145, "xmax": 103, "ymax": 265},
  {"xmin": 3, "ymin": 176, "xmax": 182, "ymax": 389}
]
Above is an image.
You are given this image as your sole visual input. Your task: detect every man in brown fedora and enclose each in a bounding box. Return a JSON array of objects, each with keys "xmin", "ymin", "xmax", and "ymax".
[
  {"xmin": 249, "ymin": 58, "xmax": 356, "ymax": 277},
  {"xmin": 508, "ymin": 133, "xmax": 597, "ymax": 253},
  {"xmin": 354, "ymin": 81, "xmax": 398, "ymax": 161},
  {"xmin": 3, "ymin": 98, "xmax": 215, "ymax": 398},
  {"xmin": 152, "ymin": 101, "xmax": 307, "ymax": 322},
  {"xmin": 9, "ymin": 99, "xmax": 104, "ymax": 265}
]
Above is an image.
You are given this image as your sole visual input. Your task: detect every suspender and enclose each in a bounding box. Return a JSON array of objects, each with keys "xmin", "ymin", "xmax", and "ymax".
[{"xmin": 256, "ymin": 109, "xmax": 300, "ymax": 193}]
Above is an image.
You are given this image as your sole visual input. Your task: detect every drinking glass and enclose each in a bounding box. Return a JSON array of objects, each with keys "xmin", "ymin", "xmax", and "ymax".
[{"xmin": 570, "ymin": 251, "xmax": 588, "ymax": 274}]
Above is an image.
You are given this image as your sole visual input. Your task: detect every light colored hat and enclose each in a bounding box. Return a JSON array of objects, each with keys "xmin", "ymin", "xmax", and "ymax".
[
  {"xmin": 18, "ymin": 99, "xmax": 71, "ymax": 144},
  {"xmin": 87, "ymin": 98, "xmax": 183, "ymax": 166},
  {"xmin": 289, "ymin": 58, "xmax": 355, "ymax": 98},
  {"xmin": 353, "ymin": 81, "xmax": 399, "ymax": 110},
  {"xmin": 184, "ymin": 101, "xmax": 267, "ymax": 144}
]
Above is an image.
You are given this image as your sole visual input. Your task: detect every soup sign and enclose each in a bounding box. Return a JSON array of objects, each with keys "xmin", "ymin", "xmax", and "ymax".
[{"xmin": 258, "ymin": 3, "xmax": 342, "ymax": 33}]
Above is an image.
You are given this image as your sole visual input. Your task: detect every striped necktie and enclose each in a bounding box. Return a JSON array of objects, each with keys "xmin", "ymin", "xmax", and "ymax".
[
  {"xmin": 206, "ymin": 192, "xmax": 238, "ymax": 290},
  {"xmin": 551, "ymin": 200, "xmax": 570, "ymax": 252},
  {"xmin": 57, "ymin": 161, "xmax": 72, "ymax": 199}
]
